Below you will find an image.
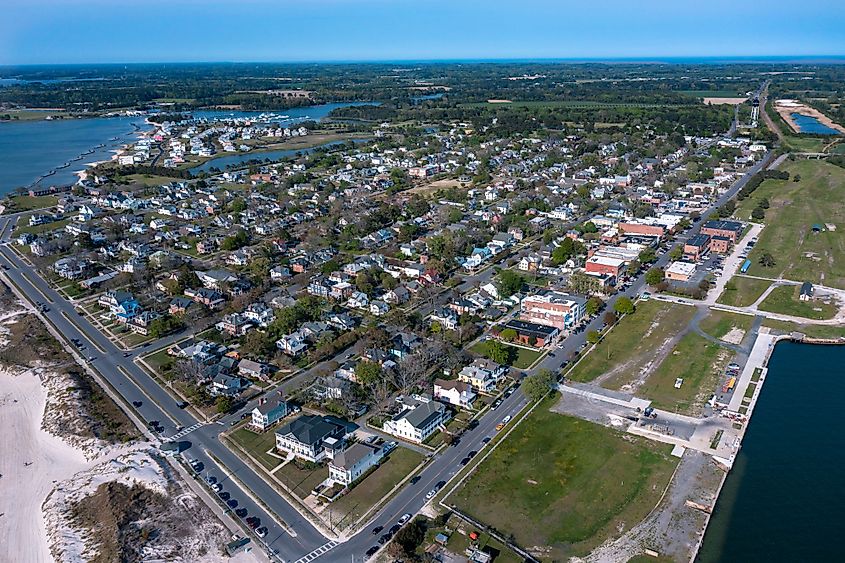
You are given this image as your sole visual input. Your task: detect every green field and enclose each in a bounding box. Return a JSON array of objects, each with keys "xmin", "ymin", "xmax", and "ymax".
[
  {"xmin": 641, "ymin": 333, "xmax": 732, "ymax": 415},
  {"xmin": 698, "ymin": 310, "xmax": 754, "ymax": 340},
  {"xmin": 742, "ymin": 160, "xmax": 845, "ymax": 289},
  {"xmin": 783, "ymin": 136, "xmax": 829, "ymax": 153},
  {"xmin": 717, "ymin": 276, "xmax": 772, "ymax": 307},
  {"xmin": 567, "ymin": 300, "xmax": 696, "ymax": 387},
  {"xmin": 471, "ymin": 340, "xmax": 543, "ymax": 369},
  {"xmin": 450, "ymin": 396, "xmax": 677, "ymax": 559},
  {"xmin": 459, "ymin": 100, "xmax": 677, "ymax": 109},
  {"xmin": 2, "ymin": 194, "xmax": 58, "ymax": 214},
  {"xmin": 330, "ymin": 447, "xmax": 423, "ymax": 527},
  {"xmin": 758, "ymin": 284, "xmax": 838, "ymax": 320}
]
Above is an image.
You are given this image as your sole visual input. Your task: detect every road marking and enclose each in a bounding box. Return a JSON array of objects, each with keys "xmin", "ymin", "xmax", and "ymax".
[
  {"xmin": 60, "ymin": 311, "xmax": 107, "ymax": 353},
  {"xmin": 168, "ymin": 421, "xmax": 206, "ymax": 440},
  {"xmin": 293, "ymin": 540, "xmax": 338, "ymax": 563}
]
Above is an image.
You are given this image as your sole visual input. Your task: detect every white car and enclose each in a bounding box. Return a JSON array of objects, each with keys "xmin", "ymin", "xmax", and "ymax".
[
  {"xmin": 502, "ymin": 415, "xmax": 512, "ymax": 424},
  {"xmin": 425, "ymin": 489, "xmax": 436, "ymax": 500},
  {"xmin": 211, "ymin": 483, "xmax": 222, "ymax": 493},
  {"xmin": 397, "ymin": 513, "xmax": 412, "ymax": 526}
]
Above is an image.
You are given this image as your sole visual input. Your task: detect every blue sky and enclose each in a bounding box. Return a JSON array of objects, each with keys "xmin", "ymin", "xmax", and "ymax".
[{"xmin": 2, "ymin": 0, "xmax": 844, "ymax": 64}]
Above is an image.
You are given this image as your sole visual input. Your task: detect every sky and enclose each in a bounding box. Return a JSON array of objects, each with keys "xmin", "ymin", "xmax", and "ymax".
[{"xmin": 1, "ymin": 0, "xmax": 844, "ymax": 65}]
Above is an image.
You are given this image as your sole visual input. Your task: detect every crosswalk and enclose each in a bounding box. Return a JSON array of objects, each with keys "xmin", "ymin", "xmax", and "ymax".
[
  {"xmin": 168, "ymin": 422, "xmax": 205, "ymax": 441},
  {"xmin": 293, "ymin": 540, "xmax": 339, "ymax": 563}
]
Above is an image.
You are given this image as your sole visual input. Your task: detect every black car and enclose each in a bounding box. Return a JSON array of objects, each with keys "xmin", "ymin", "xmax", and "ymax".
[
  {"xmin": 235, "ymin": 508, "xmax": 248, "ymax": 518},
  {"xmin": 460, "ymin": 457, "xmax": 470, "ymax": 466},
  {"xmin": 176, "ymin": 401, "xmax": 189, "ymax": 409},
  {"xmin": 371, "ymin": 525, "xmax": 383, "ymax": 535},
  {"xmin": 366, "ymin": 546, "xmax": 380, "ymax": 557},
  {"xmin": 436, "ymin": 480, "xmax": 447, "ymax": 489},
  {"xmin": 378, "ymin": 534, "xmax": 390, "ymax": 545},
  {"xmin": 132, "ymin": 400, "xmax": 142, "ymax": 407},
  {"xmin": 410, "ymin": 475, "xmax": 421, "ymax": 485},
  {"xmin": 389, "ymin": 524, "xmax": 401, "ymax": 535},
  {"xmin": 227, "ymin": 498, "xmax": 238, "ymax": 508}
]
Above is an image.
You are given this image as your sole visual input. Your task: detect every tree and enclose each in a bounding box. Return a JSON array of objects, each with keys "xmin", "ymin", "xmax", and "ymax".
[
  {"xmin": 485, "ymin": 340, "xmax": 512, "ymax": 365},
  {"xmin": 603, "ymin": 311, "xmax": 618, "ymax": 326},
  {"xmin": 499, "ymin": 328, "xmax": 518, "ymax": 342},
  {"xmin": 645, "ymin": 267, "xmax": 665, "ymax": 286},
  {"xmin": 496, "ymin": 270, "xmax": 524, "ymax": 298},
  {"xmin": 586, "ymin": 330, "xmax": 601, "ymax": 344},
  {"xmin": 751, "ymin": 207, "xmax": 765, "ymax": 220},
  {"xmin": 215, "ymin": 396, "xmax": 233, "ymax": 414},
  {"xmin": 522, "ymin": 369, "xmax": 556, "ymax": 402},
  {"xmin": 354, "ymin": 361, "xmax": 382, "ymax": 386},
  {"xmin": 638, "ymin": 248, "xmax": 657, "ymax": 264},
  {"xmin": 614, "ymin": 296, "xmax": 635, "ymax": 315},
  {"xmin": 582, "ymin": 221, "xmax": 598, "ymax": 233},
  {"xmin": 230, "ymin": 197, "xmax": 246, "ymax": 214},
  {"xmin": 668, "ymin": 246, "xmax": 683, "ymax": 261},
  {"xmin": 759, "ymin": 253, "xmax": 776, "ymax": 268},
  {"xmin": 585, "ymin": 296, "xmax": 604, "ymax": 316}
]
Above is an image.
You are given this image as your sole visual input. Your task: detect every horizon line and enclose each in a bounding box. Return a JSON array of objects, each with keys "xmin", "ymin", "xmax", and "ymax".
[{"xmin": 3, "ymin": 55, "xmax": 845, "ymax": 68}]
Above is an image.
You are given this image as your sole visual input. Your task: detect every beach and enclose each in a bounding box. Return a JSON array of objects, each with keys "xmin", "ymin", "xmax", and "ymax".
[{"xmin": 0, "ymin": 368, "xmax": 88, "ymax": 563}]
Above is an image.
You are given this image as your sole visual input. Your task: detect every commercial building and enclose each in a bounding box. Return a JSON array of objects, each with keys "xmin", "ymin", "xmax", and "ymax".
[
  {"xmin": 585, "ymin": 255, "xmax": 626, "ymax": 277},
  {"xmin": 520, "ymin": 290, "xmax": 586, "ymax": 330},
  {"xmin": 665, "ymin": 261, "xmax": 697, "ymax": 281},
  {"xmin": 700, "ymin": 220, "xmax": 744, "ymax": 243},
  {"xmin": 683, "ymin": 234, "xmax": 711, "ymax": 261}
]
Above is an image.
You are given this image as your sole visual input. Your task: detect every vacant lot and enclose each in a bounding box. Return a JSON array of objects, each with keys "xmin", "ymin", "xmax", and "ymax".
[
  {"xmin": 762, "ymin": 319, "xmax": 845, "ymax": 340},
  {"xmin": 567, "ymin": 300, "xmax": 696, "ymax": 387},
  {"xmin": 758, "ymin": 284, "xmax": 838, "ymax": 320},
  {"xmin": 742, "ymin": 160, "xmax": 845, "ymax": 288},
  {"xmin": 228, "ymin": 427, "xmax": 281, "ymax": 471},
  {"xmin": 450, "ymin": 396, "xmax": 677, "ymax": 559},
  {"xmin": 717, "ymin": 276, "xmax": 772, "ymax": 307},
  {"xmin": 698, "ymin": 310, "xmax": 754, "ymax": 341},
  {"xmin": 641, "ymin": 333, "xmax": 732, "ymax": 415},
  {"xmin": 2, "ymin": 194, "xmax": 58, "ymax": 213},
  {"xmin": 329, "ymin": 447, "xmax": 423, "ymax": 528}
]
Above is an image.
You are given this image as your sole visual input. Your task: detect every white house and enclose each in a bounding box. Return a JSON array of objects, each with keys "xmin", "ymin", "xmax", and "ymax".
[
  {"xmin": 382, "ymin": 395, "xmax": 449, "ymax": 443},
  {"xmin": 328, "ymin": 442, "xmax": 384, "ymax": 486},
  {"xmin": 434, "ymin": 379, "xmax": 477, "ymax": 409}
]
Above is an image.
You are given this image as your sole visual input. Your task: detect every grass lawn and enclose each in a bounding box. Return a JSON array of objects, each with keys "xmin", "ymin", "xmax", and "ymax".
[
  {"xmin": 143, "ymin": 348, "xmax": 176, "ymax": 374},
  {"xmin": 449, "ymin": 395, "xmax": 677, "ymax": 559},
  {"xmin": 13, "ymin": 217, "xmax": 70, "ymax": 236},
  {"xmin": 567, "ymin": 300, "xmax": 696, "ymax": 386},
  {"xmin": 470, "ymin": 340, "xmax": 543, "ymax": 369},
  {"xmin": 717, "ymin": 276, "xmax": 772, "ymax": 307},
  {"xmin": 698, "ymin": 310, "xmax": 754, "ymax": 340},
  {"xmin": 330, "ymin": 447, "xmax": 423, "ymax": 527},
  {"xmin": 761, "ymin": 318, "xmax": 845, "ymax": 339},
  {"xmin": 641, "ymin": 333, "xmax": 732, "ymax": 415},
  {"xmin": 229, "ymin": 427, "xmax": 282, "ymax": 471},
  {"xmin": 758, "ymin": 284, "xmax": 838, "ymax": 320},
  {"xmin": 124, "ymin": 173, "xmax": 184, "ymax": 186},
  {"xmin": 741, "ymin": 160, "xmax": 845, "ymax": 289},
  {"xmin": 3, "ymin": 194, "xmax": 58, "ymax": 213},
  {"xmin": 276, "ymin": 460, "xmax": 328, "ymax": 499},
  {"xmin": 783, "ymin": 136, "xmax": 828, "ymax": 153}
]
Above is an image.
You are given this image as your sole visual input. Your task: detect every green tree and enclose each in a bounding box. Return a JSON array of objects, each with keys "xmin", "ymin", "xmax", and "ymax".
[
  {"xmin": 614, "ymin": 296, "xmax": 635, "ymax": 315},
  {"xmin": 496, "ymin": 270, "xmax": 524, "ymax": 298},
  {"xmin": 485, "ymin": 340, "xmax": 512, "ymax": 365},
  {"xmin": 638, "ymin": 248, "xmax": 657, "ymax": 264},
  {"xmin": 215, "ymin": 396, "xmax": 233, "ymax": 414},
  {"xmin": 354, "ymin": 361, "xmax": 383, "ymax": 386},
  {"xmin": 585, "ymin": 296, "xmax": 604, "ymax": 316},
  {"xmin": 759, "ymin": 253, "xmax": 776, "ymax": 268},
  {"xmin": 668, "ymin": 246, "xmax": 683, "ymax": 261},
  {"xmin": 586, "ymin": 330, "xmax": 601, "ymax": 344},
  {"xmin": 645, "ymin": 267, "xmax": 665, "ymax": 286},
  {"xmin": 751, "ymin": 207, "xmax": 765, "ymax": 220},
  {"xmin": 230, "ymin": 197, "xmax": 246, "ymax": 213},
  {"xmin": 499, "ymin": 328, "xmax": 518, "ymax": 342},
  {"xmin": 522, "ymin": 369, "xmax": 556, "ymax": 402}
]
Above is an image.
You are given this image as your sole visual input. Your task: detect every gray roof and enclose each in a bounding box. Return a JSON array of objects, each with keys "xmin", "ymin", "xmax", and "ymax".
[
  {"xmin": 331, "ymin": 442, "xmax": 381, "ymax": 470},
  {"xmin": 277, "ymin": 415, "xmax": 344, "ymax": 447},
  {"xmin": 403, "ymin": 400, "xmax": 446, "ymax": 430}
]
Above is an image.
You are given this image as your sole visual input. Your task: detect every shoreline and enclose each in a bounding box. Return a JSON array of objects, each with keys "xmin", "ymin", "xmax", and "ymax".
[
  {"xmin": 690, "ymin": 334, "xmax": 838, "ymax": 560},
  {"xmin": 773, "ymin": 100, "xmax": 845, "ymax": 135}
]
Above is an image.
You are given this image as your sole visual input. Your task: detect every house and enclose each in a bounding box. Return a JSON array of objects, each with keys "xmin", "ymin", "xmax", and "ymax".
[
  {"xmin": 98, "ymin": 289, "xmax": 134, "ymax": 312},
  {"xmin": 799, "ymin": 282, "xmax": 814, "ymax": 302},
  {"xmin": 250, "ymin": 397, "xmax": 290, "ymax": 431},
  {"xmin": 196, "ymin": 269, "xmax": 238, "ymax": 290},
  {"xmin": 383, "ymin": 395, "xmax": 449, "ymax": 443},
  {"xmin": 434, "ymin": 379, "xmax": 477, "ymax": 408},
  {"xmin": 169, "ymin": 296, "xmax": 196, "ymax": 316},
  {"xmin": 369, "ymin": 300, "xmax": 389, "ymax": 316},
  {"xmin": 215, "ymin": 313, "xmax": 253, "ymax": 336},
  {"xmin": 185, "ymin": 287, "xmax": 225, "ymax": 309},
  {"xmin": 239, "ymin": 359, "xmax": 272, "ymax": 380},
  {"xmin": 390, "ymin": 332, "xmax": 421, "ymax": 360},
  {"xmin": 384, "ymin": 286, "xmax": 410, "ymax": 305},
  {"xmin": 430, "ymin": 308, "xmax": 459, "ymax": 331},
  {"xmin": 276, "ymin": 331, "xmax": 308, "ymax": 356},
  {"xmin": 458, "ymin": 359, "xmax": 508, "ymax": 392},
  {"xmin": 328, "ymin": 442, "xmax": 384, "ymax": 486},
  {"xmin": 274, "ymin": 415, "xmax": 356, "ymax": 462},
  {"xmin": 210, "ymin": 374, "xmax": 250, "ymax": 396}
]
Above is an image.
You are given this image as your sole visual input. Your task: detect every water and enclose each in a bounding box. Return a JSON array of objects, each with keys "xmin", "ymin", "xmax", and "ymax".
[
  {"xmin": 790, "ymin": 113, "xmax": 840, "ymax": 135},
  {"xmin": 0, "ymin": 102, "xmax": 371, "ymax": 196},
  {"xmin": 189, "ymin": 139, "xmax": 363, "ymax": 174},
  {"xmin": 697, "ymin": 341, "xmax": 845, "ymax": 562},
  {"xmin": 0, "ymin": 115, "xmax": 147, "ymax": 194}
]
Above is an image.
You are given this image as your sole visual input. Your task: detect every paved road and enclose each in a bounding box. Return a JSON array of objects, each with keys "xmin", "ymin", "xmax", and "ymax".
[{"xmin": 0, "ymin": 141, "xmax": 772, "ymax": 563}]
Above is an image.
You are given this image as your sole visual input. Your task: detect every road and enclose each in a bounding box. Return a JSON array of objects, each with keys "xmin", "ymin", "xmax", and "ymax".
[{"xmin": 0, "ymin": 138, "xmax": 773, "ymax": 563}]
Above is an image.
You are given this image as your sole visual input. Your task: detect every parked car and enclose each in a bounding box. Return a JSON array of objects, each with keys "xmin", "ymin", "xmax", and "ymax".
[
  {"xmin": 371, "ymin": 526, "xmax": 383, "ymax": 535},
  {"xmin": 256, "ymin": 527, "xmax": 268, "ymax": 538}
]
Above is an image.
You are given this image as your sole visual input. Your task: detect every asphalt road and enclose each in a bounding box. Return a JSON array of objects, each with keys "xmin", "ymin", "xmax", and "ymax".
[{"xmin": 0, "ymin": 143, "xmax": 770, "ymax": 562}]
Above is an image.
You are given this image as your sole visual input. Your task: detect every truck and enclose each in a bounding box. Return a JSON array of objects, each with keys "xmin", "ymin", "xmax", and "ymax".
[{"xmin": 722, "ymin": 377, "xmax": 737, "ymax": 393}]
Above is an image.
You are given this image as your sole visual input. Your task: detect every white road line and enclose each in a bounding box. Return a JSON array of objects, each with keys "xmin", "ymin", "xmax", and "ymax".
[{"xmin": 293, "ymin": 541, "xmax": 338, "ymax": 563}]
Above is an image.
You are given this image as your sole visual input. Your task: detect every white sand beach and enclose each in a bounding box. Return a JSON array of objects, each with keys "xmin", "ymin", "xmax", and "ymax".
[{"xmin": 0, "ymin": 368, "xmax": 88, "ymax": 563}]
